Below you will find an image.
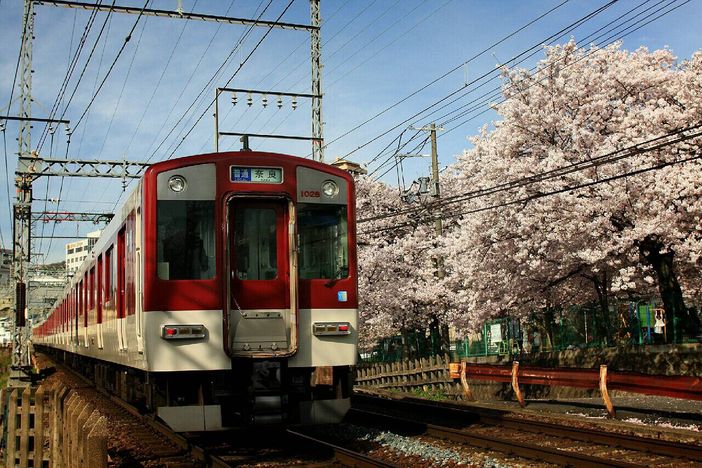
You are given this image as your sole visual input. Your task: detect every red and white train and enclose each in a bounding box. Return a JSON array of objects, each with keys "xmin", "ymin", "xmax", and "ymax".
[{"xmin": 33, "ymin": 151, "xmax": 358, "ymax": 431}]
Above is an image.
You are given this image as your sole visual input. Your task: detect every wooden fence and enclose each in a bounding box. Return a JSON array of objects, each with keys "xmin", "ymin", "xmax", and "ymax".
[
  {"xmin": 0, "ymin": 383, "xmax": 109, "ymax": 467},
  {"xmin": 355, "ymin": 354, "xmax": 464, "ymax": 398}
]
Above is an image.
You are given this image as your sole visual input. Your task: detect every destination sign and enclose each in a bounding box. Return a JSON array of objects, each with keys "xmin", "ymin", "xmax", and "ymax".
[{"xmin": 231, "ymin": 166, "xmax": 283, "ymax": 184}]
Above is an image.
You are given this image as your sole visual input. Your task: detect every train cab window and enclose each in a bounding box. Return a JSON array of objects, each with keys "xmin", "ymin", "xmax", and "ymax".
[
  {"xmin": 233, "ymin": 208, "xmax": 277, "ymax": 280},
  {"xmin": 298, "ymin": 204, "xmax": 348, "ymax": 280},
  {"xmin": 157, "ymin": 200, "xmax": 215, "ymax": 280}
]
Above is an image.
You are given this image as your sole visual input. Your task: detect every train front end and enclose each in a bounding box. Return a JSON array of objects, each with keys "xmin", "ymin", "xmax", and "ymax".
[{"xmin": 142, "ymin": 151, "xmax": 357, "ymax": 431}]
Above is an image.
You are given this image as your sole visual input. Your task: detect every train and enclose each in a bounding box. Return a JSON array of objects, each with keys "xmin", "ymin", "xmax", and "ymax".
[{"xmin": 32, "ymin": 151, "xmax": 358, "ymax": 431}]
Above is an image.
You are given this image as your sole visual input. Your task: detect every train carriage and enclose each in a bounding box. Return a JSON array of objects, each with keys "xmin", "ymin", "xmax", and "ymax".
[{"xmin": 33, "ymin": 151, "xmax": 358, "ymax": 431}]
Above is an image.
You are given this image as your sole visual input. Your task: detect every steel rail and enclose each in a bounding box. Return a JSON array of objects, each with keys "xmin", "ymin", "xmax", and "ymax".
[
  {"xmin": 426, "ymin": 423, "xmax": 639, "ymax": 468},
  {"xmin": 350, "ymin": 408, "xmax": 640, "ymax": 468},
  {"xmin": 287, "ymin": 429, "xmax": 398, "ymax": 468},
  {"xmin": 352, "ymin": 393, "xmax": 702, "ymax": 463},
  {"xmin": 480, "ymin": 414, "xmax": 702, "ymax": 462}
]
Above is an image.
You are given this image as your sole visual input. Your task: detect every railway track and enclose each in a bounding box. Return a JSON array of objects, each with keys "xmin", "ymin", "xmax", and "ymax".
[
  {"xmin": 351, "ymin": 392, "xmax": 702, "ymax": 467},
  {"xmin": 35, "ymin": 352, "xmax": 396, "ymax": 467},
  {"xmin": 37, "ymin": 353, "xmax": 702, "ymax": 466}
]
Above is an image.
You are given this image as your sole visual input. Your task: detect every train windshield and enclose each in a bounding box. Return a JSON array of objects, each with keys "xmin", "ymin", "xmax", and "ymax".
[
  {"xmin": 298, "ymin": 204, "xmax": 348, "ymax": 280},
  {"xmin": 157, "ymin": 200, "xmax": 216, "ymax": 280}
]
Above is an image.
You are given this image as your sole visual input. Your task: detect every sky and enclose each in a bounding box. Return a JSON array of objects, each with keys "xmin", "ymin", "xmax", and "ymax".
[{"xmin": 1, "ymin": 0, "xmax": 700, "ymax": 263}]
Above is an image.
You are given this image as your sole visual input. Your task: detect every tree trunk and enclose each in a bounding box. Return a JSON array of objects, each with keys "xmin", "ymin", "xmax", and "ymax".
[
  {"xmin": 591, "ymin": 272, "xmax": 612, "ymax": 345},
  {"xmin": 638, "ymin": 235, "xmax": 699, "ymax": 341}
]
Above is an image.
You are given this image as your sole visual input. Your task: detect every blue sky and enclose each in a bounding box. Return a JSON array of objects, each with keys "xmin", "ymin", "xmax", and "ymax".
[{"xmin": 1, "ymin": 0, "xmax": 700, "ymax": 263}]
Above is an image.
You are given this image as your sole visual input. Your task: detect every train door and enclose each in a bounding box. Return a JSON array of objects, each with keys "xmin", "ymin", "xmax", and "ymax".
[{"xmin": 226, "ymin": 198, "xmax": 297, "ymax": 357}]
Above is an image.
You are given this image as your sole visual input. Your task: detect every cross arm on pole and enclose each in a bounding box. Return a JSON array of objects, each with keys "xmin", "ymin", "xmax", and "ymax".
[
  {"xmin": 16, "ymin": 156, "xmax": 150, "ymax": 181},
  {"xmin": 33, "ymin": 0, "xmax": 318, "ymax": 31}
]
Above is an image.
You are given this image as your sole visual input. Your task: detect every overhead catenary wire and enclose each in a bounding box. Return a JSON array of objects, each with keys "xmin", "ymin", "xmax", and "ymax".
[
  {"xmin": 145, "ymin": 0, "xmax": 275, "ymax": 164},
  {"xmin": 71, "ymin": 0, "xmax": 151, "ymax": 132},
  {"xmin": 440, "ymin": 0, "xmax": 687, "ymax": 130},
  {"xmin": 163, "ymin": 0, "xmax": 297, "ymax": 162},
  {"xmin": 369, "ymin": 0, "xmax": 686, "ymax": 181},
  {"xmin": 318, "ymin": 0, "xmax": 579, "ymax": 162},
  {"xmin": 364, "ymin": 0, "xmax": 647, "ymax": 174},
  {"xmin": 122, "ymin": 0, "xmax": 200, "ymax": 157},
  {"xmin": 358, "ymin": 122, "xmax": 702, "ymax": 227},
  {"xmin": 35, "ymin": 2, "xmax": 104, "ymax": 154},
  {"xmin": 360, "ymin": 150, "xmax": 702, "ymax": 236},
  {"xmin": 109, "ymin": 0, "xmax": 291, "ymax": 212}
]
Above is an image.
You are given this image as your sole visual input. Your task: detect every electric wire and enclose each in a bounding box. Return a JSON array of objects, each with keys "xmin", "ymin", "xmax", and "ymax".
[
  {"xmin": 122, "ymin": 0, "xmax": 200, "ymax": 157},
  {"xmin": 57, "ymin": 1, "xmax": 117, "ymax": 125},
  {"xmin": 145, "ymin": 0, "xmax": 275, "ymax": 164},
  {"xmin": 367, "ymin": 122, "xmax": 702, "ymax": 223},
  {"xmin": 35, "ymin": 2, "xmax": 103, "ymax": 154},
  {"xmin": 318, "ymin": 0, "xmax": 577, "ymax": 161},
  {"xmin": 358, "ymin": 122, "xmax": 702, "ymax": 227},
  {"xmin": 44, "ymin": 7, "xmax": 118, "ymax": 261},
  {"xmin": 152, "ymin": 0, "xmax": 243, "ymax": 156},
  {"xmin": 163, "ymin": 0, "xmax": 297, "ymax": 161},
  {"xmin": 71, "ymin": 0, "xmax": 151, "ymax": 132},
  {"xmin": 211, "ymin": 0, "xmax": 351, "ymax": 152},
  {"xmin": 369, "ymin": 0, "xmax": 683, "ymax": 181},
  {"xmin": 439, "ymin": 0, "xmax": 684, "ymax": 130},
  {"xmin": 363, "ymin": 0, "xmax": 626, "ymax": 169},
  {"xmin": 360, "ymin": 151, "xmax": 702, "ymax": 236},
  {"xmin": 326, "ymin": 0, "xmax": 453, "ymax": 89}
]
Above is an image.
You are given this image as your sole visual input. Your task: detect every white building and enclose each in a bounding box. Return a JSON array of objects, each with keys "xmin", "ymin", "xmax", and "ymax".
[{"xmin": 65, "ymin": 230, "xmax": 101, "ymax": 273}]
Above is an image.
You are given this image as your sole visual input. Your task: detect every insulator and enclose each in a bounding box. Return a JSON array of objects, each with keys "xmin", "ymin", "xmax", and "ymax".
[
  {"xmin": 49, "ymin": 125, "xmax": 56, "ymax": 135},
  {"xmin": 231, "ymin": 93, "xmax": 237, "ymax": 106},
  {"xmin": 0, "ymin": 120, "xmax": 5, "ymax": 132},
  {"xmin": 64, "ymin": 125, "xmax": 72, "ymax": 136},
  {"xmin": 247, "ymin": 93, "xmax": 253, "ymax": 107},
  {"xmin": 277, "ymin": 96, "xmax": 283, "ymax": 109},
  {"xmin": 292, "ymin": 97, "xmax": 298, "ymax": 110},
  {"xmin": 262, "ymin": 95, "xmax": 268, "ymax": 108}
]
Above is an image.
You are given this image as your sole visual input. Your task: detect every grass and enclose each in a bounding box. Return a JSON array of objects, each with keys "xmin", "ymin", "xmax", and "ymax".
[{"xmin": 411, "ymin": 387, "xmax": 448, "ymax": 401}]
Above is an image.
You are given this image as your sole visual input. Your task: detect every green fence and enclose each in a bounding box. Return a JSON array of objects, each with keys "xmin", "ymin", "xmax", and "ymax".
[{"xmin": 361, "ymin": 301, "xmax": 701, "ymax": 364}]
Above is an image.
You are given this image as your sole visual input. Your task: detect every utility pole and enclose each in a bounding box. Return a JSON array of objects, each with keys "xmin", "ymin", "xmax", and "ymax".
[
  {"xmin": 11, "ymin": 0, "xmax": 36, "ymax": 381},
  {"xmin": 412, "ymin": 122, "xmax": 444, "ymax": 251},
  {"xmin": 429, "ymin": 123, "xmax": 443, "ymax": 247},
  {"xmin": 310, "ymin": 0, "xmax": 324, "ymax": 162},
  {"xmin": 413, "ymin": 122, "xmax": 447, "ymax": 353}
]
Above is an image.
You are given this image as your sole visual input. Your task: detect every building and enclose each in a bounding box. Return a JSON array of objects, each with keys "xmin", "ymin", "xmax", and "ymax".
[
  {"xmin": 65, "ymin": 230, "xmax": 101, "ymax": 273},
  {"xmin": 331, "ymin": 158, "xmax": 367, "ymax": 176}
]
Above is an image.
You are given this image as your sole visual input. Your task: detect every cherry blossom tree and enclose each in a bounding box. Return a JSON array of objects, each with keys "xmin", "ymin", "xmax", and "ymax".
[
  {"xmin": 355, "ymin": 176, "xmax": 455, "ymax": 353},
  {"xmin": 449, "ymin": 41, "xmax": 702, "ymax": 340}
]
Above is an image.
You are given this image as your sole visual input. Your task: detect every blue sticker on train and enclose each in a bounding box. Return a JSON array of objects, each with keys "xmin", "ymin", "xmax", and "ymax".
[
  {"xmin": 338, "ymin": 291, "xmax": 348, "ymax": 302},
  {"xmin": 231, "ymin": 167, "xmax": 252, "ymax": 182}
]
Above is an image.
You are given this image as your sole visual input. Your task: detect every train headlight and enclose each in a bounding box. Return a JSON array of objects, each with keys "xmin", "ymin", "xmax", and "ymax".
[
  {"xmin": 168, "ymin": 175, "xmax": 187, "ymax": 193},
  {"xmin": 321, "ymin": 180, "xmax": 339, "ymax": 198}
]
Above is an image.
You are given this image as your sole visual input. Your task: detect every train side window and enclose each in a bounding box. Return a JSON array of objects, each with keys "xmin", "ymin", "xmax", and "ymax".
[
  {"xmin": 89, "ymin": 266, "xmax": 96, "ymax": 310},
  {"xmin": 297, "ymin": 204, "xmax": 349, "ymax": 280},
  {"xmin": 157, "ymin": 200, "xmax": 215, "ymax": 280},
  {"xmin": 106, "ymin": 247, "xmax": 113, "ymax": 303}
]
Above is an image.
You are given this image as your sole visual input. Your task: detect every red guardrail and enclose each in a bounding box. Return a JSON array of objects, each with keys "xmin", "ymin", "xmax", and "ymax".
[{"xmin": 449, "ymin": 361, "xmax": 702, "ymax": 417}]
